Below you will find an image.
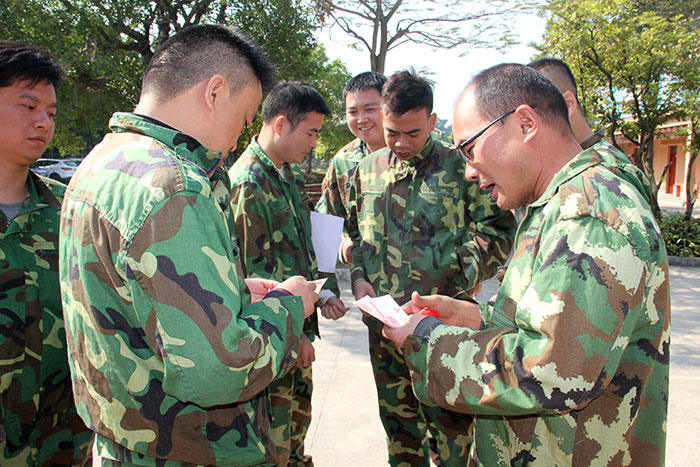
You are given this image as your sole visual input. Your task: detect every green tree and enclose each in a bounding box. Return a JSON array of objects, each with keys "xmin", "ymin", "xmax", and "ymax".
[
  {"xmin": 537, "ymin": 0, "xmax": 700, "ymax": 218},
  {"xmin": 1, "ymin": 0, "xmax": 350, "ymax": 161}
]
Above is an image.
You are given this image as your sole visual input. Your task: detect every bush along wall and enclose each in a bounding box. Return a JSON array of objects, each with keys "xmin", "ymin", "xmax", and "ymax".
[{"xmin": 658, "ymin": 214, "xmax": 700, "ymax": 258}]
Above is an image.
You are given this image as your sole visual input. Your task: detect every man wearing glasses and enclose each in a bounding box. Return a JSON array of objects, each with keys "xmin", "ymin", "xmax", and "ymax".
[{"xmin": 385, "ymin": 63, "xmax": 670, "ymax": 465}]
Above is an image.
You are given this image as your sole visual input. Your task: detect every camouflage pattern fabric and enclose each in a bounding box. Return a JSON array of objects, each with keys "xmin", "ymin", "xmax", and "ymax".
[
  {"xmin": 316, "ymin": 138, "xmax": 369, "ymax": 222},
  {"xmin": 0, "ymin": 172, "xmax": 92, "ymax": 466},
  {"xmin": 229, "ymin": 138, "xmax": 319, "ymax": 466},
  {"xmin": 404, "ymin": 147, "xmax": 670, "ymax": 466},
  {"xmin": 348, "ymin": 135, "xmax": 516, "ymax": 329},
  {"xmin": 347, "ymin": 135, "xmax": 516, "ymax": 465},
  {"xmin": 59, "ymin": 113, "xmax": 306, "ymax": 466},
  {"xmin": 267, "ymin": 365, "xmax": 313, "ymax": 467},
  {"xmin": 593, "ymin": 139, "xmax": 655, "ymax": 207}
]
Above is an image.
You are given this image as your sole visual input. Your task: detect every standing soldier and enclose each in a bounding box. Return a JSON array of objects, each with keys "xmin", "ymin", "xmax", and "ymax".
[
  {"xmin": 346, "ymin": 69, "xmax": 516, "ymax": 466},
  {"xmin": 59, "ymin": 25, "xmax": 318, "ymax": 466},
  {"xmin": 229, "ymin": 81, "xmax": 348, "ymax": 466},
  {"xmin": 0, "ymin": 41, "xmax": 92, "ymax": 466}
]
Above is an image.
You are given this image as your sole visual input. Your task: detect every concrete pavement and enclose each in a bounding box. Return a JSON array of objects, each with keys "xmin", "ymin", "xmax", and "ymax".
[{"xmin": 305, "ymin": 266, "xmax": 699, "ymax": 466}]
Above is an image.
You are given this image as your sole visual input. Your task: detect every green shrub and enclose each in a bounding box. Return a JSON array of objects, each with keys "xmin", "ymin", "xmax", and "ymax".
[{"xmin": 658, "ymin": 214, "xmax": 700, "ymax": 257}]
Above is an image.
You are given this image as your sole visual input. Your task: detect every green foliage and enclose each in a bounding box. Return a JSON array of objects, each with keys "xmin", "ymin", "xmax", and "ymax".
[
  {"xmin": 1, "ymin": 0, "xmax": 351, "ymax": 160},
  {"xmin": 658, "ymin": 214, "xmax": 700, "ymax": 257},
  {"xmin": 537, "ymin": 0, "xmax": 700, "ymax": 218}
]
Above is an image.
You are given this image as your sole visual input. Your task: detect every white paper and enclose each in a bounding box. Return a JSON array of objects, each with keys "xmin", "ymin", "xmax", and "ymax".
[
  {"xmin": 310, "ymin": 211, "xmax": 344, "ymax": 273},
  {"xmin": 354, "ymin": 295, "xmax": 411, "ymax": 328}
]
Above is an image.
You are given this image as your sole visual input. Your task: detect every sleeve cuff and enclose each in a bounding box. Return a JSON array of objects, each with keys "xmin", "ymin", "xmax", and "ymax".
[{"xmin": 412, "ymin": 316, "xmax": 444, "ymax": 343}]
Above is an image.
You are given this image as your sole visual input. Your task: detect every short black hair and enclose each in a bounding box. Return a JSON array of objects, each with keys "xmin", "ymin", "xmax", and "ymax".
[
  {"xmin": 342, "ymin": 71, "xmax": 387, "ymax": 100},
  {"xmin": 528, "ymin": 58, "xmax": 578, "ymax": 100},
  {"xmin": 142, "ymin": 24, "xmax": 275, "ymax": 103},
  {"xmin": 261, "ymin": 81, "xmax": 330, "ymax": 128},
  {"xmin": 469, "ymin": 63, "xmax": 571, "ymax": 135},
  {"xmin": 0, "ymin": 41, "xmax": 64, "ymax": 89},
  {"xmin": 381, "ymin": 69, "xmax": 433, "ymax": 116}
]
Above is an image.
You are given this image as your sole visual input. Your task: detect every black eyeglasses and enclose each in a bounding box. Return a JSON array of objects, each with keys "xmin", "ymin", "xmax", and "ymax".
[{"xmin": 457, "ymin": 104, "xmax": 537, "ymax": 163}]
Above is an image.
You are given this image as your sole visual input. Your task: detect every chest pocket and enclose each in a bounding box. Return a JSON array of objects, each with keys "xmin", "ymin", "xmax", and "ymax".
[
  {"xmin": 269, "ymin": 198, "xmax": 293, "ymax": 238},
  {"xmin": 415, "ymin": 186, "xmax": 462, "ymax": 236}
]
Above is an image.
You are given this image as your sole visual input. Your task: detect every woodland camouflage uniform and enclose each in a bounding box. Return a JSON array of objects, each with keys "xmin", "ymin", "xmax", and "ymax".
[
  {"xmin": 404, "ymin": 146, "xmax": 670, "ymax": 466},
  {"xmin": 347, "ymin": 134, "xmax": 517, "ymax": 466},
  {"xmin": 229, "ymin": 137, "xmax": 320, "ymax": 466},
  {"xmin": 59, "ymin": 113, "xmax": 306, "ymax": 466},
  {"xmin": 0, "ymin": 173, "xmax": 92, "ymax": 466}
]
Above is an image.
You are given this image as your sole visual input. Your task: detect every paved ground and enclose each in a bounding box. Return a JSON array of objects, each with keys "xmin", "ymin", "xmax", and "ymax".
[{"xmin": 305, "ymin": 266, "xmax": 699, "ymax": 466}]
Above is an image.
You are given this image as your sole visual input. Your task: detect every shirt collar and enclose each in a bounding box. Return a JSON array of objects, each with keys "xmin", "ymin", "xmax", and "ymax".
[
  {"xmin": 529, "ymin": 148, "xmax": 604, "ymax": 208},
  {"xmin": 109, "ymin": 112, "xmax": 223, "ymax": 176}
]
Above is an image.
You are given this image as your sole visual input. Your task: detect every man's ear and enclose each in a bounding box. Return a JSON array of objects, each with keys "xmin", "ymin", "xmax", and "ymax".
[
  {"xmin": 516, "ymin": 104, "xmax": 539, "ymax": 144},
  {"xmin": 204, "ymin": 74, "xmax": 226, "ymax": 111},
  {"xmin": 428, "ymin": 112, "xmax": 437, "ymax": 132},
  {"xmin": 273, "ymin": 115, "xmax": 287, "ymax": 135},
  {"xmin": 562, "ymin": 90, "xmax": 578, "ymax": 119}
]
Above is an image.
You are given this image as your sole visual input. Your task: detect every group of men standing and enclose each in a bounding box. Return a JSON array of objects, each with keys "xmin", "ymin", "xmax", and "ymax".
[{"xmin": 1, "ymin": 21, "xmax": 669, "ymax": 467}]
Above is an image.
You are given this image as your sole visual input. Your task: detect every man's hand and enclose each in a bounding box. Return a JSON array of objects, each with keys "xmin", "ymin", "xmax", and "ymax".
[
  {"xmin": 276, "ymin": 276, "xmax": 318, "ymax": 318},
  {"xmin": 352, "ymin": 279, "xmax": 376, "ymax": 300},
  {"xmin": 245, "ymin": 278, "xmax": 279, "ymax": 303},
  {"xmin": 382, "ymin": 314, "xmax": 427, "ymax": 352},
  {"xmin": 296, "ymin": 335, "xmax": 315, "ymax": 368},
  {"xmin": 402, "ymin": 291, "xmax": 482, "ymax": 329},
  {"xmin": 340, "ymin": 237, "xmax": 354, "ymax": 264},
  {"xmin": 321, "ymin": 296, "xmax": 349, "ymax": 320}
]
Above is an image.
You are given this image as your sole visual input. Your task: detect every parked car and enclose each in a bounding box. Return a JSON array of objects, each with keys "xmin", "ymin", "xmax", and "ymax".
[{"xmin": 30, "ymin": 158, "xmax": 80, "ymax": 182}]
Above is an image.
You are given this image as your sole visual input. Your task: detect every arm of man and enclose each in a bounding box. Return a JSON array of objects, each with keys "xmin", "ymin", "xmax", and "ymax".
[
  {"xmin": 401, "ymin": 217, "xmax": 654, "ymax": 416},
  {"xmin": 457, "ymin": 181, "xmax": 517, "ymax": 286},
  {"xmin": 230, "ymin": 179, "xmax": 280, "ymax": 280},
  {"xmin": 126, "ymin": 191, "xmax": 306, "ymax": 407}
]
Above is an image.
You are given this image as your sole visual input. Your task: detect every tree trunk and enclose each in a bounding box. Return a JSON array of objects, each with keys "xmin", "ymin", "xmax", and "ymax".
[{"xmin": 683, "ymin": 128, "xmax": 700, "ymax": 221}]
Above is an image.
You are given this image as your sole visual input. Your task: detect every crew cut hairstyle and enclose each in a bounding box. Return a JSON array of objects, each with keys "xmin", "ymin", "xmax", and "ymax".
[
  {"xmin": 0, "ymin": 41, "xmax": 64, "ymax": 88},
  {"xmin": 342, "ymin": 71, "xmax": 387, "ymax": 100},
  {"xmin": 528, "ymin": 58, "xmax": 579, "ymax": 100},
  {"xmin": 470, "ymin": 63, "xmax": 572, "ymax": 136},
  {"xmin": 142, "ymin": 24, "xmax": 275, "ymax": 103},
  {"xmin": 261, "ymin": 81, "xmax": 330, "ymax": 128},
  {"xmin": 381, "ymin": 69, "xmax": 433, "ymax": 116}
]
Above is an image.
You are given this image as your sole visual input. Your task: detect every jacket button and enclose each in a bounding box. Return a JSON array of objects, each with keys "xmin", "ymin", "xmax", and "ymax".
[
  {"xmin": 26, "ymin": 224, "xmax": 32, "ymax": 231},
  {"xmin": 1, "ymin": 261, "xmax": 9, "ymax": 269},
  {"xmin": 412, "ymin": 343, "xmax": 421, "ymax": 352}
]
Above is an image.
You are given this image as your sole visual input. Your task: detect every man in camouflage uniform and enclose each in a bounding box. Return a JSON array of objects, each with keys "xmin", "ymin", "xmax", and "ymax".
[
  {"xmin": 229, "ymin": 81, "xmax": 348, "ymax": 466},
  {"xmin": 59, "ymin": 25, "xmax": 319, "ymax": 466},
  {"xmin": 317, "ymin": 72, "xmax": 387, "ymax": 224},
  {"xmin": 0, "ymin": 41, "xmax": 92, "ymax": 466},
  {"xmin": 387, "ymin": 63, "xmax": 670, "ymax": 466},
  {"xmin": 347, "ymin": 70, "xmax": 517, "ymax": 466},
  {"xmin": 528, "ymin": 58, "xmax": 654, "ymax": 205}
]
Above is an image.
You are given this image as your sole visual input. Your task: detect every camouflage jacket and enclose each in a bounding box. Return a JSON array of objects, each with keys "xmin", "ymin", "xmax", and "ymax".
[
  {"xmin": 347, "ymin": 135, "xmax": 516, "ymax": 332},
  {"xmin": 0, "ymin": 173, "xmax": 92, "ymax": 466},
  {"xmin": 404, "ymin": 147, "xmax": 670, "ymax": 466},
  {"xmin": 316, "ymin": 138, "xmax": 369, "ymax": 221},
  {"xmin": 59, "ymin": 113, "xmax": 306, "ymax": 466},
  {"xmin": 593, "ymin": 139, "xmax": 654, "ymax": 207},
  {"xmin": 229, "ymin": 138, "xmax": 319, "ymax": 339}
]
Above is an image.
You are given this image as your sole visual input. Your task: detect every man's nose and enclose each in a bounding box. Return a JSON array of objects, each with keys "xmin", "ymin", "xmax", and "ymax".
[{"xmin": 466, "ymin": 165, "xmax": 479, "ymax": 181}]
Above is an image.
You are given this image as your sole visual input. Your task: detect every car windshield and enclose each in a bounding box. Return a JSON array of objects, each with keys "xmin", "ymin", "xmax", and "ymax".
[{"xmin": 63, "ymin": 161, "xmax": 79, "ymax": 166}]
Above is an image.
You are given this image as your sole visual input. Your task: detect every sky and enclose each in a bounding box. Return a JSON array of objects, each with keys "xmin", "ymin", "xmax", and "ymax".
[{"xmin": 316, "ymin": 8, "xmax": 548, "ymax": 124}]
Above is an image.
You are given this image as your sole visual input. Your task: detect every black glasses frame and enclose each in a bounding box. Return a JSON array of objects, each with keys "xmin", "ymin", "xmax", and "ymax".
[{"xmin": 457, "ymin": 104, "xmax": 537, "ymax": 163}]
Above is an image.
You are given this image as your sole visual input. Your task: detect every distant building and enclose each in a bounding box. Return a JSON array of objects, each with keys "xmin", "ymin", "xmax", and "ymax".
[{"xmin": 615, "ymin": 119, "xmax": 698, "ymax": 202}]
